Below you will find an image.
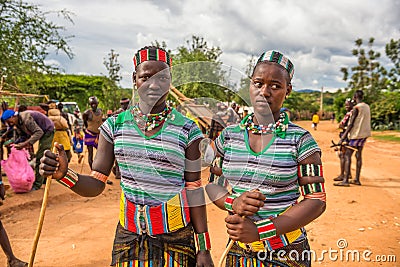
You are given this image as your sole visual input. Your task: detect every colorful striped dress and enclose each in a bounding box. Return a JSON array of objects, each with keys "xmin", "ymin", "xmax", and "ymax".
[
  {"xmin": 215, "ymin": 113, "xmax": 321, "ymax": 267},
  {"xmin": 100, "ymin": 108, "xmax": 203, "ymax": 267}
]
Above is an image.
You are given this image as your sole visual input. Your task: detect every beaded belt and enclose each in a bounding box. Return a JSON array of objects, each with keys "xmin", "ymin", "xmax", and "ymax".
[
  {"xmin": 237, "ymin": 226, "xmax": 304, "ymax": 252},
  {"xmin": 119, "ymin": 190, "xmax": 191, "ymax": 236}
]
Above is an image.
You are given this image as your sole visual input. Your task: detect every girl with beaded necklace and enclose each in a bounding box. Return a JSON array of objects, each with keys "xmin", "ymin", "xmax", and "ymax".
[
  {"xmin": 39, "ymin": 46, "xmax": 214, "ymax": 267},
  {"xmin": 206, "ymin": 51, "xmax": 326, "ymax": 267}
]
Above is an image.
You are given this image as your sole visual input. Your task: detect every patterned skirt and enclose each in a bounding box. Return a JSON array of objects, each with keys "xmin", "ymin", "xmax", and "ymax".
[
  {"xmin": 84, "ymin": 129, "xmax": 99, "ymax": 148},
  {"xmin": 111, "ymin": 223, "xmax": 196, "ymax": 267},
  {"xmin": 225, "ymin": 238, "xmax": 311, "ymax": 267}
]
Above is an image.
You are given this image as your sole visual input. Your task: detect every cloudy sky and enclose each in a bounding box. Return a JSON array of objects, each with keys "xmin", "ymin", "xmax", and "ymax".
[{"xmin": 29, "ymin": 0, "xmax": 399, "ymax": 92}]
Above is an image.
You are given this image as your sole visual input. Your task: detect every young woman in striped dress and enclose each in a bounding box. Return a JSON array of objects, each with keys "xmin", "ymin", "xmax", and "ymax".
[
  {"xmin": 206, "ymin": 51, "xmax": 326, "ymax": 267},
  {"xmin": 39, "ymin": 46, "xmax": 214, "ymax": 267}
]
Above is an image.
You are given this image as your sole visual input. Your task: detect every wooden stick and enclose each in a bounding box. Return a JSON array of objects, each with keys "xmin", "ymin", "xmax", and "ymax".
[
  {"xmin": 28, "ymin": 147, "xmax": 57, "ymax": 267},
  {"xmin": 218, "ymin": 238, "xmax": 235, "ymax": 267},
  {"xmin": 219, "ymin": 189, "xmax": 259, "ymax": 266}
]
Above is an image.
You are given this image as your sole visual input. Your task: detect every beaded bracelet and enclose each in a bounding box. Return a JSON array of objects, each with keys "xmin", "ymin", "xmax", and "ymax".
[
  {"xmin": 57, "ymin": 168, "xmax": 79, "ymax": 189},
  {"xmin": 90, "ymin": 170, "xmax": 108, "ymax": 183},
  {"xmin": 194, "ymin": 232, "xmax": 211, "ymax": 251},
  {"xmin": 224, "ymin": 193, "xmax": 239, "ymax": 213},
  {"xmin": 255, "ymin": 218, "xmax": 277, "ymax": 241}
]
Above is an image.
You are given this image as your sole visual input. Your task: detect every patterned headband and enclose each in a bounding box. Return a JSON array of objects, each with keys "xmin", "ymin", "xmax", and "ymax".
[
  {"xmin": 133, "ymin": 48, "xmax": 172, "ymax": 70},
  {"xmin": 257, "ymin": 50, "xmax": 294, "ymax": 80}
]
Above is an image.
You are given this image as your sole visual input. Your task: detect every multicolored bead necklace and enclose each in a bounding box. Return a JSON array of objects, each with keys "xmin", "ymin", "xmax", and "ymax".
[
  {"xmin": 243, "ymin": 112, "xmax": 288, "ymax": 136},
  {"xmin": 132, "ymin": 104, "xmax": 172, "ymax": 131}
]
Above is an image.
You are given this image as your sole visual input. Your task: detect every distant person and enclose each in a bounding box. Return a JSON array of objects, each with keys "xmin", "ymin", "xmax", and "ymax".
[
  {"xmin": 208, "ymin": 103, "xmax": 226, "ymax": 141},
  {"xmin": 82, "ymin": 96, "xmax": 103, "ymax": 170},
  {"xmin": 0, "ymin": 179, "xmax": 28, "ymax": 267},
  {"xmin": 331, "ymin": 112, "xmax": 336, "ymax": 123},
  {"xmin": 226, "ymin": 102, "xmax": 240, "ymax": 126},
  {"xmin": 1, "ymin": 110, "xmax": 54, "ymax": 191},
  {"xmin": 335, "ymin": 90, "xmax": 371, "ymax": 186},
  {"xmin": 113, "ymin": 97, "xmax": 130, "ymax": 115},
  {"xmin": 72, "ymin": 109, "xmax": 84, "ymax": 163},
  {"xmin": 57, "ymin": 102, "xmax": 72, "ymax": 132},
  {"xmin": 312, "ymin": 112, "xmax": 320, "ymax": 130},
  {"xmin": 48, "ymin": 102, "xmax": 72, "ymax": 162},
  {"xmin": 333, "ymin": 98, "xmax": 354, "ymax": 182}
]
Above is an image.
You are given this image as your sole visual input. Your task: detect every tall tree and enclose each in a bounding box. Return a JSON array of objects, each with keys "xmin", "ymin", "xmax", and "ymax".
[
  {"xmin": 385, "ymin": 38, "xmax": 400, "ymax": 91},
  {"xmin": 340, "ymin": 37, "xmax": 385, "ymax": 103},
  {"xmin": 234, "ymin": 55, "xmax": 256, "ymax": 106},
  {"xmin": 171, "ymin": 35, "xmax": 226, "ymax": 102},
  {"xmin": 103, "ymin": 49, "xmax": 122, "ymax": 110},
  {"xmin": 0, "ymin": 0, "xmax": 74, "ymax": 91}
]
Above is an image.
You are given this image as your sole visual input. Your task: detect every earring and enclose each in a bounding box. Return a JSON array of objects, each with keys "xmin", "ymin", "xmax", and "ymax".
[{"xmin": 285, "ymin": 95, "xmax": 288, "ymax": 99}]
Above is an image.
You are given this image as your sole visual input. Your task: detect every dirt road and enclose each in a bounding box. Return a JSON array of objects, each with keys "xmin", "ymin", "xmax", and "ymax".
[{"xmin": 0, "ymin": 121, "xmax": 399, "ymax": 266}]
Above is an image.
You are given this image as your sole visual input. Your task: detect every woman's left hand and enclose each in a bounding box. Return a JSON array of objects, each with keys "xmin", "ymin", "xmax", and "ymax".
[
  {"xmin": 225, "ymin": 214, "xmax": 259, "ymax": 243},
  {"xmin": 196, "ymin": 250, "xmax": 214, "ymax": 267}
]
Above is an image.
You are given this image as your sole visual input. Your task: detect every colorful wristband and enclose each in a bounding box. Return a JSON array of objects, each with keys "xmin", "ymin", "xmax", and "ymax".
[
  {"xmin": 57, "ymin": 168, "xmax": 79, "ymax": 189},
  {"xmin": 0, "ymin": 181, "xmax": 3, "ymax": 185},
  {"xmin": 256, "ymin": 218, "xmax": 277, "ymax": 241},
  {"xmin": 224, "ymin": 193, "xmax": 239, "ymax": 213},
  {"xmin": 194, "ymin": 232, "xmax": 211, "ymax": 251},
  {"xmin": 90, "ymin": 170, "xmax": 108, "ymax": 183}
]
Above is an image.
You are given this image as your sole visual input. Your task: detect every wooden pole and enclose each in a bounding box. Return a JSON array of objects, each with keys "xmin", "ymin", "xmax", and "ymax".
[{"xmin": 28, "ymin": 147, "xmax": 57, "ymax": 267}]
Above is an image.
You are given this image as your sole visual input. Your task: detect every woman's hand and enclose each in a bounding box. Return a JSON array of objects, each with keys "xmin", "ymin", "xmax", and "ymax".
[
  {"xmin": 196, "ymin": 250, "xmax": 214, "ymax": 267},
  {"xmin": 39, "ymin": 142, "xmax": 69, "ymax": 180},
  {"xmin": 232, "ymin": 190, "xmax": 265, "ymax": 217},
  {"xmin": 225, "ymin": 214, "xmax": 259, "ymax": 243}
]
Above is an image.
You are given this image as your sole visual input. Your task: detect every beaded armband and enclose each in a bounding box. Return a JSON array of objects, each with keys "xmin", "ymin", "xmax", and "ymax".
[
  {"xmin": 297, "ymin": 164, "xmax": 323, "ymax": 178},
  {"xmin": 300, "ymin": 183, "xmax": 326, "ymax": 202},
  {"xmin": 224, "ymin": 193, "xmax": 239, "ymax": 213},
  {"xmin": 255, "ymin": 218, "xmax": 277, "ymax": 241},
  {"xmin": 57, "ymin": 168, "xmax": 79, "ymax": 189},
  {"xmin": 300, "ymin": 182, "xmax": 325, "ymax": 195},
  {"xmin": 90, "ymin": 170, "xmax": 108, "ymax": 183},
  {"xmin": 194, "ymin": 232, "xmax": 211, "ymax": 251}
]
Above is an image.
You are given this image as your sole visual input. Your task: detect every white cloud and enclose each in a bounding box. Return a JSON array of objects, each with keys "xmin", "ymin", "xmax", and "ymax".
[{"xmin": 28, "ymin": 0, "xmax": 400, "ymax": 91}]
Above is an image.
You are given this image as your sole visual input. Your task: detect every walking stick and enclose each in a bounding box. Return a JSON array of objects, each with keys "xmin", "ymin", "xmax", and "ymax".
[
  {"xmin": 218, "ymin": 189, "xmax": 259, "ymax": 267},
  {"xmin": 28, "ymin": 146, "xmax": 57, "ymax": 267},
  {"xmin": 218, "ymin": 239, "xmax": 235, "ymax": 267}
]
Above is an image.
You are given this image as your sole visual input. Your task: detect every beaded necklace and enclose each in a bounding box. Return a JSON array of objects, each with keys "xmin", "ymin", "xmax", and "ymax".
[
  {"xmin": 243, "ymin": 112, "xmax": 288, "ymax": 136},
  {"xmin": 132, "ymin": 104, "xmax": 172, "ymax": 131}
]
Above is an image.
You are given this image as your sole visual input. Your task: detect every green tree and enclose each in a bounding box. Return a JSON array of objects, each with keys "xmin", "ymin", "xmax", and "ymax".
[
  {"xmin": 340, "ymin": 37, "xmax": 386, "ymax": 103},
  {"xmin": 234, "ymin": 55, "xmax": 256, "ymax": 106},
  {"xmin": 385, "ymin": 38, "xmax": 400, "ymax": 91},
  {"xmin": 171, "ymin": 35, "xmax": 226, "ymax": 102},
  {"xmin": 103, "ymin": 49, "xmax": 122, "ymax": 110},
  {"xmin": 0, "ymin": 0, "xmax": 74, "ymax": 90}
]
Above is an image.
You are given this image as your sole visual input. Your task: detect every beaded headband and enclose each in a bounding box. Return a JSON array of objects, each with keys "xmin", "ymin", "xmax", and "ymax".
[
  {"xmin": 133, "ymin": 48, "xmax": 172, "ymax": 70},
  {"xmin": 257, "ymin": 50, "xmax": 294, "ymax": 80}
]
